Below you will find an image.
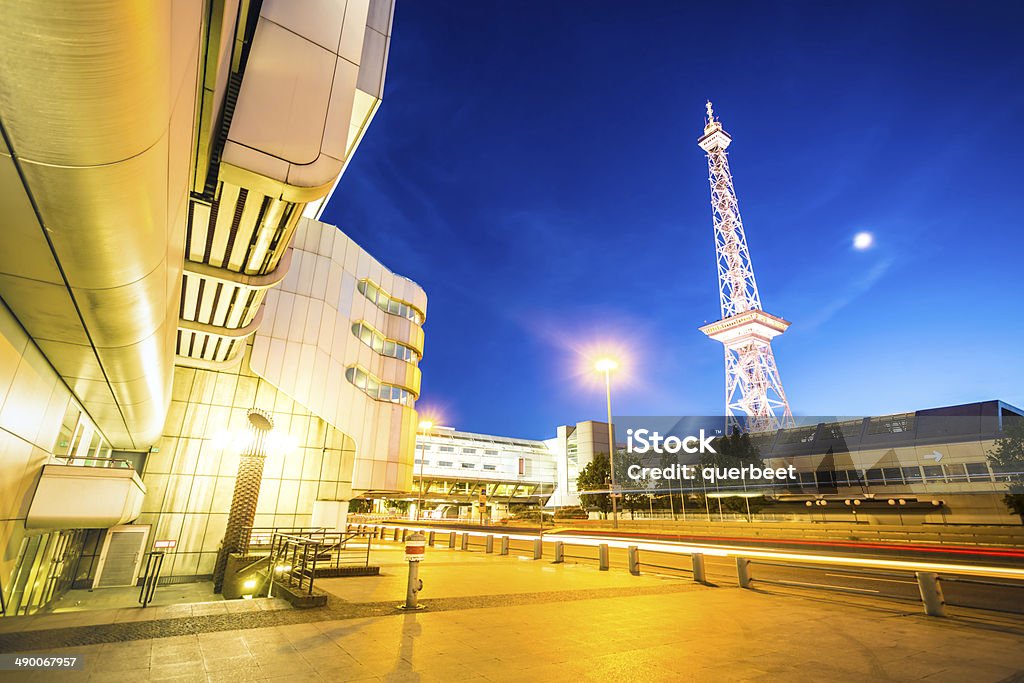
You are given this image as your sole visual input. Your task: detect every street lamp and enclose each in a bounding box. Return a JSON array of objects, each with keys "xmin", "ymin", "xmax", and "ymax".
[
  {"xmin": 416, "ymin": 420, "xmax": 433, "ymax": 521},
  {"xmin": 595, "ymin": 357, "xmax": 619, "ymax": 529}
]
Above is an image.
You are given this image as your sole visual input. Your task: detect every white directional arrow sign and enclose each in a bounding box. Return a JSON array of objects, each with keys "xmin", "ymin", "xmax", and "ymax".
[{"xmin": 927, "ymin": 450, "xmax": 943, "ymax": 462}]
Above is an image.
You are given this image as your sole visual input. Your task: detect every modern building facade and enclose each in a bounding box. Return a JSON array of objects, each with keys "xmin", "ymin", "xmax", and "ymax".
[
  {"xmin": 757, "ymin": 400, "xmax": 1023, "ymax": 524},
  {"xmin": 0, "ymin": 0, "xmax": 425, "ymax": 616},
  {"xmin": 401, "ymin": 421, "xmax": 612, "ymax": 520}
]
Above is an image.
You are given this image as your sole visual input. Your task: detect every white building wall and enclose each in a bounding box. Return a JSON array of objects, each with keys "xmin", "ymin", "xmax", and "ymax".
[{"xmin": 251, "ymin": 218, "xmax": 426, "ymax": 494}]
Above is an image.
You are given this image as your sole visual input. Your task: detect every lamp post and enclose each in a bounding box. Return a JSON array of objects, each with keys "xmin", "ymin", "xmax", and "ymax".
[
  {"xmin": 213, "ymin": 409, "xmax": 274, "ymax": 594},
  {"xmin": 595, "ymin": 358, "xmax": 619, "ymax": 529},
  {"xmin": 416, "ymin": 420, "xmax": 433, "ymax": 521}
]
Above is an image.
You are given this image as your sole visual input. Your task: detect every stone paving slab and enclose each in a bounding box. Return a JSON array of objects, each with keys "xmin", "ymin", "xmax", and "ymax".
[
  {"xmin": 7, "ymin": 587, "xmax": 1024, "ymax": 682},
  {"xmin": 2, "ymin": 541, "xmax": 1024, "ymax": 681},
  {"xmin": 0, "ymin": 598, "xmax": 289, "ymax": 635}
]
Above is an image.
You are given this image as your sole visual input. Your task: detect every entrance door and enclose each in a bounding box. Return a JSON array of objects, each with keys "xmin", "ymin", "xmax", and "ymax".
[{"xmin": 93, "ymin": 525, "xmax": 149, "ymax": 588}]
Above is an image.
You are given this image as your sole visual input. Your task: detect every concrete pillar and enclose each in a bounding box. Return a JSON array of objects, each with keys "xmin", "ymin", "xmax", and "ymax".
[
  {"xmin": 485, "ymin": 535, "xmax": 494, "ymax": 553},
  {"xmin": 460, "ymin": 533, "xmax": 469, "ymax": 551},
  {"xmin": 448, "ymin": 531, "xmax": 456, "ymax": 548},
  {"xmin": 428, "ymin": 531, "xmax": 435, "ymax": 547},
  {"xmin": 500, "ymin": 536, "xmax": 509, "ymax": 555},
  {"xmin": 554, "ymin": 541, "xmax": 564, "ymax": 563},
  {"xmin": 628, "ymin": 546, "xmax": 640, "ymax": 575},
  {"xmin": 533, "ymin": 538, "xmax": 543, "ymax": 560},
  {"xmin": 599, "ymin": 544, "xmax": 609, "ymax": 571}
]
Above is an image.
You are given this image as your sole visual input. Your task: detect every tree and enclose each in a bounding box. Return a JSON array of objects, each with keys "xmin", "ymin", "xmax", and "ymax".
[
  {"xmin": 577, "ymin": 453, "xmax": 611, "ymax": 517},
  {"xmin": 701, "ymin": 428, "xmax": 768, "ymax": 517},
  {"xmin": 987, "ymin": 417, "xmax": 1024, "ymax": 523},
  {"xmin": 577, "ymin": 451, "xmax": 643, "ymax": 518}
]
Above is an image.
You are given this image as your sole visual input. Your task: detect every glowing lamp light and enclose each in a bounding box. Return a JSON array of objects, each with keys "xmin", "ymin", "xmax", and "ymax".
[
  {"xmin": 242, "ymin": 579, "xmax": 256, "ymax": 591},
  {"xmin": 595, "ymin": 358, "xmax": 618, "ymax": 373}
]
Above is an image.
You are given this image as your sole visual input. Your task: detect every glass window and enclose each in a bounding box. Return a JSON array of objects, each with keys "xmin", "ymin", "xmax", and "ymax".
[
  {"xmin": 345, "ymin": 365, "xmax": 414, "ymax": 406},
  {"xmin": 902, "ymin": 466, "xmax": 923, "ymax": 483},
  {"xmin": 461, "ymin": 463, "xmax": 475, "ymax": 469},
  {"xmin": 357, "ymin": 279, "xmax": 424, "ymax": 324},
  {"xmin": 922, "ymin": 465, "xmax": 944, "ymax": 482},
  {"xmin": 815, "ymin": 471, "xmax": 838, "ymax": 487},
  {"xmin": 54, "ymin": 403, "xmax": 81, "ymax": 457},
  {"xmin": 882, "ymin": 467, "xmax": 904, "ymax": 485},
  {"xmin": 944, "ymin": 463, "xmax": 968, "ymax": 482},
  {"xmin": 351, "ymin": 322, "xmax": 419, "ymax": 362},
  {"xmin": 437, "ymin": 461, "xmax": 453, "ymax": 467},
  {"xmin": 778, "ymin": 427, "xmax": 817, "ymax": 445},
  {"xmin": 439, "ymin": 446, "xmax": 454, "ymax": 453},
  {"xmin": 865, "ymin": 468, "xmax": 884, "ymax": 485},
  {"xmin": 868, "ymin": 414, "xmax": 914, "ymax": 435},
  {"xmin": 485, "ymin": 449, "xmax": 499, "ymax": 456},
  {"xmin": 965, "ymin": 462, "xmax": 991, "ymax": 482},
  {"xmin": 462, "ymin": 448, "xmax": 476, "ymax": 454},
  {"xmin": 483, "ymin": 464, "xmax": 497, "ymax": 471}
]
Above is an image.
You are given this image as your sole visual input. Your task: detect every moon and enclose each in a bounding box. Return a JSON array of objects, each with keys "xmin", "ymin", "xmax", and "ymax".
[{"xmin": 853, "ymin": 231, "xmax": 874, "ymax": 250}]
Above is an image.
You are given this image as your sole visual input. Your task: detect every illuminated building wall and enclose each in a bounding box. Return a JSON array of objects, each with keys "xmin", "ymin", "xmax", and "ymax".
[
  {"xmin": 136, "ymin": 351, "xmax": 357, "ymax": 579},
  {"xmin": 251, "ymin": 218, "xmax": 426, "ymax": 496}
]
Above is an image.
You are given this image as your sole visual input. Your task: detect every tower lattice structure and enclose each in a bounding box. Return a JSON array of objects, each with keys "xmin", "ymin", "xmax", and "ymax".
[{"xmin": 697, "ymin": 102, "xmax": 794, "ymax": 434}]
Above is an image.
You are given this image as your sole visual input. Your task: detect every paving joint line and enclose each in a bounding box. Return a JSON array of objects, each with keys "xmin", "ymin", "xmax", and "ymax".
[{"xmin": 0, "ymin": 582, "xmax": 699, "ymax": 653}]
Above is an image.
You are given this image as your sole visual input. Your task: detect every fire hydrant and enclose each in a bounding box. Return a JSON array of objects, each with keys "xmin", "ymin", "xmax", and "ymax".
[{"xmin": 400, "ymin": 531, "xmax": 426, "ymax": 610}]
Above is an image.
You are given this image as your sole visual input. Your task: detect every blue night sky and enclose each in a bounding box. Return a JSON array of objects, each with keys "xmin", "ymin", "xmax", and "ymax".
[{"xmin": 323, "ymin": 1, "xmax": 1024, "ymax": 440}]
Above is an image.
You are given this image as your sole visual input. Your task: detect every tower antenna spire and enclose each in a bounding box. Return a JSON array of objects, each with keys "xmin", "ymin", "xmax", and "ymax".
[{"xmin": 696, "ymin": 105, "xmax": 794, "ymax": 434}]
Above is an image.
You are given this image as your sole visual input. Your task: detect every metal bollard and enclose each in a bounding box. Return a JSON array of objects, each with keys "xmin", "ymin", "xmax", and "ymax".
[
  {"xmin": 533, "ymin": 538, "xmax": 543, "ymax": 560},
  {"xmin": 428, "ymin": 531, "xmax": 435, "ymax": 547},
  {"xmin": 599, "ymin": 544, "xmax": 609, "ymax": 571},
  {"xmin": 554, "ymin": 541, "xmax": 564, "ymax": 563},
  {"xmin": 448, "ymin": 531, "xmax": 456, "ymax": 548},
  {"xmin": 485, "ymin": 535, "xmax": 494, "ymax": 553},
  {"xmin": 916, "ymin": 572, "xmax": 946, "ymax": 617},
  {"xmin": 736, "ymin": 558, "xmax": 753, "ymax": 588},
  {"xmin": 628, "ymin": 546, "xmax": 640, "ymax": 575},
  {"xmin": 393, "ymin": 528, "xmax": 400, "ymax": 542},
  {"xmin": 461, "ymin": 533, "xmax": 469, "ymax": 551},
  {"xmin": 500, "ymin": 536, "xmax": 509, "ymax": 555},
  {"xmin": 401, "ymin": 528, "xmax": 408, "ymax": 542},
  {"xmin": 692, "ymin": 553, "xmax": 707, "ymax": 584}
]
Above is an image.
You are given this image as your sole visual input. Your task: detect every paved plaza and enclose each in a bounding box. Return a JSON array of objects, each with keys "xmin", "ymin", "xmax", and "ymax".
[{"xmin": 1, "ymin": 544, "xmax": 1023, "ymax": 681}]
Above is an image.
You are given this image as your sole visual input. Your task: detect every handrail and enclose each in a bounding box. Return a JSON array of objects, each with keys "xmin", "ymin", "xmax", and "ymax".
[
  {"xmin": 58, "ymin": 455, "xmax": 134, "ymax": 469},
  {"xmin": 138, "ymin": 551, "xmax": 165, "ymax": 607},
  {"xmin": 266, "ymin": 529, "xmax": 372, "ymax": 596}
]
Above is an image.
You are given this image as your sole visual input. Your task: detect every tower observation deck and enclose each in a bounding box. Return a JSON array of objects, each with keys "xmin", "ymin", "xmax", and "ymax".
[{"xmin": 697, "ymin": 102, "xmax": 795, "ymax": 433}]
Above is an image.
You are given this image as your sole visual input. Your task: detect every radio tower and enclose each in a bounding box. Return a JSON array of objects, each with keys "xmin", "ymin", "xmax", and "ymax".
[{"xmin": 697, "ymin": 102, "xmax": 794, "ymax": 433}]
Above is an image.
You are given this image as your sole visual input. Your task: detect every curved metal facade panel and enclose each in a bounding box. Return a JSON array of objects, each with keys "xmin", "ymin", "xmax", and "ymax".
[
  {"xmin": 0, "ymin": 1, "xmax": 203, "ymax": 448},
  {"xmin": 250, "ymin": 218, "xmax": 426, "ymax": 494},
  {"xmin": 176, "ymin": 1, "xmax": 396, "ymax": 374}
]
